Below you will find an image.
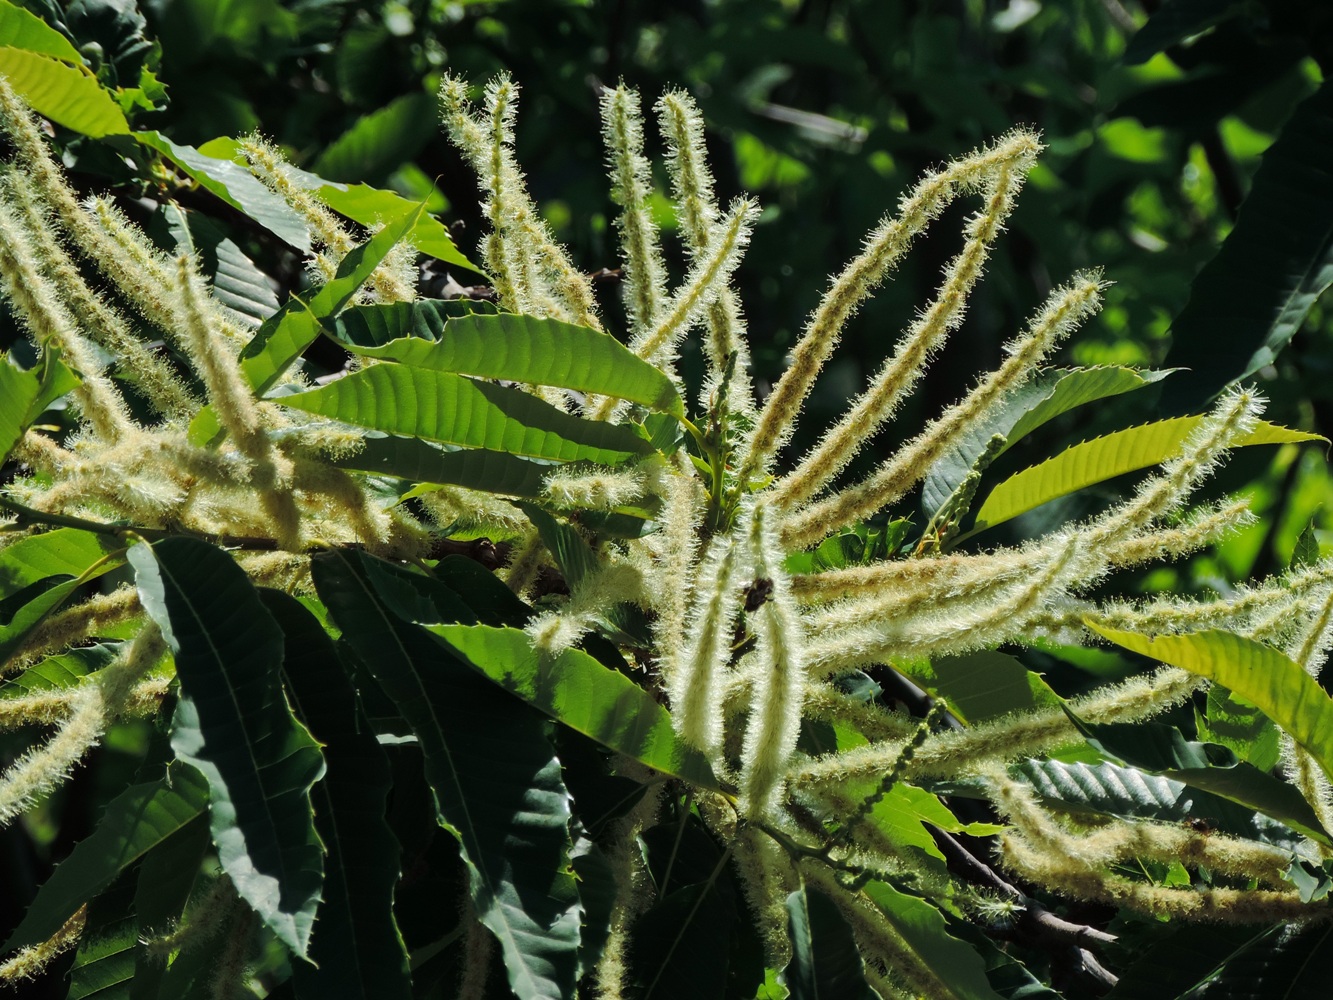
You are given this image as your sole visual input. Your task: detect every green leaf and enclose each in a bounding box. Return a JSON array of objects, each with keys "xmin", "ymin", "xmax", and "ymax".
[
  {"xmin": 335, "ymin": 308, "xmax": 684, "ymax": 417},
  {"xmin": 135, "ymin": 131, "xmax": 309, "ymax": 250},
  {"xmin": 276, "ymin": 365, "xmax": 653, "ymax": 466},
  {"xmin": 129, "ymin": 537, "xmax": 325, "ymax": 958},
  {"xmin": 786, "ymin": 887, "xmax": 878, "ymax": 1000},
  {"xmin": 970, "ymin": 417, "xmax": 1321, "ymax": 533},
  {"xmin": 1014, "ymin": 758, "xmax": 1314, "ymax": 848},
  {"xmin": 1161, "ymin": 78, "xmax": 1333, "ymax": 410},
  {"xmin": 311, "ymin": 91, "xmax": 435, "ymax": 184},
  {"xmin": 238, "ymin": 204, "xmax": 423, "ymax": 392},
  {"xmin": 262, "ymin": 588, "xmax": 412, "ymax": 1000},
  {"xmin": 632, "ymin": 883, "xmax": 735, "ymax": 1000},
  {"xmin": 1293, "ymin": 516, "xmax": 1322, "ymax": 569},
  {"xmin": 309, "ymin": 548, "xmax": 582, "ymax": 1000},
  {"xmin": 0, "ymin": 348, "xmax": 78, "ymax": 465},
  {"xmin": 895, "ymin": 651, "xmax": 1060, "ymax": 725},
  {"xmin": 0, "ymin": 45, "xmax": 127, "ymax": 135},
  {"xmin": 0, "ymin": 528, "xmax": 117, "ymax": 601},
  {"xmin": 860, "ymin": 881, "xmax": 1004, "ymax": 1000},
  {"xmin": 427, "ymin": 622, "xmax": 720, "ymax": 789},
  {"xmin": 2, "ymin": 763, "xmax": 207, "ymax": 953},
  {"xmin": 131, "ymin": 813, "xmax": 210, "ymax": 998},
  {"xmin": 163, "ymin": 204, "xmax": 278, "ymax": 326},
  {"xmin": 1105, "ymin": 924, "xmax": 1261, "ymax": 999},
  {"xmin": 68, "ymin": 918, "xmax": 136, "ymax": 999},
  {"xmin": 1176, "ymin": 922, "xmax": 1333, "ymax": 999},
  {"xmin": 1198, "ymin": 685, "xmax": 1281, "ymax": 771},
  {"xmin": 922, "ymin": 366, "xmax": 1173, "ymax": 514},
  {"xmin": 1122, "ymin": 0, "xmax": 1250, "ymax": 65},
  {"xmin": 0, "ymin": 546, "xmax": 123, "ymax": 667},
  {"xmin": 1, "ymin": 642, "xmax": 120, "ymax": 696},
  {"xmin": 1089, "ymin": 623, "xmax": 1333, "ymax": 787},
  {"xmin": 197, "ymin": 136, "xmax": 479, "ymax": 272},
  {"xmin": 331, "ymin": 433, "xmax": 553, "ymax": 498},
  {"xmin": 0, "ymin": 0, "xmax": 84, "ymax": 63}
]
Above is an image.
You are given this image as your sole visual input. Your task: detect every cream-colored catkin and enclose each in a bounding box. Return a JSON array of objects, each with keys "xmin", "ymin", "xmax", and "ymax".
[
  {"xmin": 2, "ymin": 172, "xmax": 198, "ymax": 420},
  {"xmin": 649, "ymin": 471, "xmax": 704, "ymax": 693},
  {"xmin": 740, "ymin": 128, "xmax": 1042, "ymax": 482},
  {"xmin": 779, "ymin": 272, "xmax": 1105, "ymax": 546},
  {"xmin": 0, "ymin": 196, "xmax": 132, "ymax": 442},
  {"xmin": 3, "ymin": 586, "xmax": 140, "ymax": 675},
  {"xmin": 542, "ymin": 466, "xmax": 647, "ymax": 511},
  {"xmin": 656, "ymin": 89, "xmax": 755, "ymax": 416},
  {"xmin": 0, "ymin": 905, "xmax": 85, "ymax": 985},
  {"xmin": 0, "ymin": 623, "xmax": 164, "ymax": 825},
  {"xmin": 670, "ymin": 516, "xmax": 753, "ymax": 761},
  {"xmin": 525, "ymin": 561, "xmax": 645, "ymax": 654},
  {"xmin": 601, "ymin": 84, "xmax": 667, "ymax": 337},
  {"xmin": 737, "ymin": 502, "xmax": 808, "ymax": 818}
]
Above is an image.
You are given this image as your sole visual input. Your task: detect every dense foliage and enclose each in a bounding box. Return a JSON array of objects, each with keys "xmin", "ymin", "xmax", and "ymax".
[{"xmin": 1, "ymin": 1, "xmax": 1333, "ymax": 998}]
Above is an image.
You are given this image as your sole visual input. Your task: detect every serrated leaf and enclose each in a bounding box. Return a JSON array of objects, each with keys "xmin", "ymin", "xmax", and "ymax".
[
  {"xmin": 1293, "ymin": 516, "xmax": 1321, "ymax": 569},
  {"xmin": 197, "ymin": 137, "xmax": 479, "ymax": 272},
  {"xmin": 1090, "ymin": 622, "xmax": 1333, "ymax": 788},
  {"xmin": 332, "ymin": 433, "xmax": 554, "ymax": 498},
  {"xmin": 896, "ymin": 650, "xmax": 1060, "ymax": 725},
  {"xmin": 68, "ymin": 918, "xmax": 136, "ymax": 999},
  {"xmin": 0, "ymin": 348, "xmax": 78, "ymax": 465},
  {"xmin": 2, "ymin": 763, "xmax": 207, "ymax": 953},
  {"xmin": 1161, "ymin": 77, "xmax": 1333, "ymax": 410},
  {"xmin": 262, "ymin": 589, "xmax": 412, "ymax": 1000},
  {"xmin": 860, "ymin": 881, "xmax": 1005, "ymax": 1000},
  {"xmin": 1199, "ymin": 685, "xmax": 1281, "ymax": 771},
  {"xmin": 923, "ymin": 366, "xmax": 1173, "ymax": 513},
  {"xmin": 311, "ymin": 91, "xmax": 435, "ymax": 184},
  {"xmin": 423, "ymin": 623, "xmax": 721, "ymax": 790},
  {"xmin": 971, "ymin": 417, "xmax": 1321, "ymax": 533},
  {"xmin": 0, "ymin": 0, "xmax": 83, "ymax": 63},
  {"xmin": 786, "ymin": 887, "xmax": 878, "ymax": 1000},
  {"xmin": 0, "ymin": 45, "xmax": 127, "ymax": 135},
  {"xmin": 335, "ymin": 308, "xmax": 683, "ymax": 417},
  {"xmin": 135, "ymin": 130, "xmax": 308, "ymax": 250},
  {"xmin": 309, "ymin": 548, "xmax": 581, "ymax": 1000},
  {"xmin": 277, "ymin": 365, "xmax": 653, "ymax": 466},
  {"xmin": 1, "ymin": 642, "xmax": 120, "ymax": 696},
  {"xmin": 129, "ymin": 537, "xmax": 325, "ymax": 958}
]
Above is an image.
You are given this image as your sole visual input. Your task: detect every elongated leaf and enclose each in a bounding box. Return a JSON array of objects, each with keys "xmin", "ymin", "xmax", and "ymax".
[
  {"xmin": 277, "ymin": 365, "xmax": 653, "ymax": 466},
  {"xmin": 786, "ymin": 887, "xmax": 878, "ymax": 1000},
  {"xmin": 1014, "ymin": 758, "xmax": 1314, "ymax": 847},
  {"xmin": 0, "ymin": 0, "xmax": 82, "ymax": 63},
  {"xmin": 632, "ymin": 883, "xmax": 735, "ymax": 1000},
  {"xmin": 424, "ymin": 623, "xmax": 720, "ymax": 789},
  {"xmin": 0, "ymin": 528, "xmax": 116, "ymax": 600},
  {"xmin": 136, "ymin": 131, "xmax": 307, "ymax": 250},
  {"xmin": 68, "ymin": 917, "xmax": 136, "ymax": 1000},
  {"xmin": 188, "ymin": 208, "xmax": 422, "ymax": 446},
  {"xmin": 131, "ymin": 813, "xmax": 210, "ymax": 998},
  {"xmin": 896, "ymin": 650, "xmax": 1060, "ymax": 725},
  {"xmin": 923, "ymin": 366, "xmax": 1173, "ymax": 513},
  {"xmin": 971, "ymin": 418, "xmax": 1320, "ymax": 532},
  {"xmin": 0, "ymin": 349, "xmax": 77, "ymax": 464},
  {"xmin": 163, "ymin": 204, "xmax": 278, "ymax": 326},
  {"xmin": 2, "ymin": 763, "xmax": 207, "ymax": 952},
  {"xmin": 310, "ymin": 548, "xmax": 581, "ymax": 1000},
  {"xmin": 332, "ymin": 433, "xmax": 553, "ymax": 498},
  {"xmin": 196, "ymin": 136, "xmax": 479, "ymax": 271},
  {"xmin": 0, "ymin": 551, "xmax": 123, "ymax": 667},
  {"xmin": 860, "ymin": 881, "xmax": 1004, "ymax": 1000},
  {"xmin": 2, "ymin": 642, "xmax": 120, "ymax": 696},
  {"xmin": 1162, "ymin": 78, "xmax": 1333, "ymax": 410},
  {"xmin": 1123, "ymin": 0, "xmax": 1250, "ymax": 64},
  {"xmin": 311, "ymin": 91, "xmax": 435, "ymax": 184},
  {"xmin": 239, "ymin": 205, "xmax": 422, "ymax": 392},
  {"xmin": 0, "ymin": 46, "xmax": 127, "ymax": 135},
  {"xmin": 130, "ymin": 537, "xmax": 325, "ymax": 958},
  {"xmin": 1178, "ymin": 922, "xmax": 1333, "ymax": 999},
  {"xmin": 263, "ymin": 588, "xmax": 412, "ymax": 1000},
  {"xmin": 1090, "ymin": 624, "xmax": 1333, "ymax": 786},
  {"xmin": 1106, "ymin": 924, "xmax": 1269, "ymax": 999},
  {"xmin": 336, "ymin": 308, "xmax": 683, "ymax": 417}
]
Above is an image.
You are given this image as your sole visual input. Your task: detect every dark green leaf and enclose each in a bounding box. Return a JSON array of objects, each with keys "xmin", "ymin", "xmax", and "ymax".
[
  {"xmin": 786, "ymin": 886, "xmax": 878, "ymax": 1000},
  {"xmin": 632, "ymin": 883, "xmax": 735, "ymax": 1000},
  {"xmin": 0, "ymin": 348, "xmax": 77, "ymax": 465},
  {"xmin": 310, "ymin": 548, "xmax": 581, "ymax": 1000},
  {"xmin": 331, "ymin": 433, "xmax": 553, "ymax": 498},
  {"xmin": 1178, "ymin": 922, "xmax": 1333, "ymax": 999},
  {"xmin": 1162, "ymin": 79, "xmax": 1333, "ymax": 410},
  {"xmin": 2, "ymin": 763, "xmax": 207, "ymax": 953},
  {"xmin": 262, "ymin": 588, "xmax": 412, "ymax": 1000},
  {"xmin": 1123, "ymin": 0, "xmax": 1250, "ymax": 64},
  {"xmin": 311, "ymin": 91, "xmax": 435, "ymax": 184},
  {"xmin": 130, "ymin": 537, "xmax": 325, "ymax": 958}
]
